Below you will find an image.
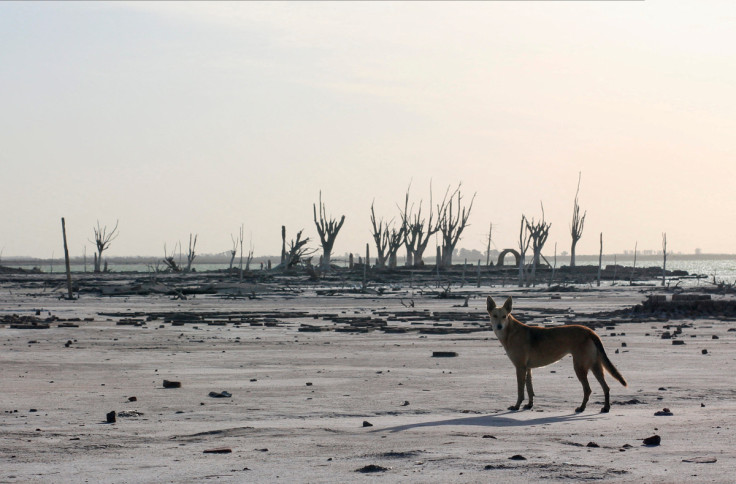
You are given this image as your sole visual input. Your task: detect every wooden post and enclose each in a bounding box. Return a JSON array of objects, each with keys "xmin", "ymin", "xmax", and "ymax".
[
  {"xmin": 662, "ymin": 233, "xmax": 667, "ymax": 287},
  {"xmin": 597, "ymin": 232, "xmax": 603, "ymax": 287},
  {"xmin": 363, "ymin": 244, "xmax": 368, "ymax": 290},
  {"xmin": 476, "ymin": 259, "xmax": 481, "ymax": 288},
  {"xmin": 349, "ymin": 253, "xmax": 354, "ymax": 269},
  {"xmin": 629, "ymin": 242, "xmax": 638, "ymax": 286},
  {"xmin": 61, "ymin": 218, "xmax": 74, "ymax": 300},
  {"xmin": 461, "ymin": 258, "xmax": 467, "ymax": 287}
]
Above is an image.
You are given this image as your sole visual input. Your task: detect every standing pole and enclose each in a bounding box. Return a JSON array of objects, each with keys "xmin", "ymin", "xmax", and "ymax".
[
  {"xmin": 597, "ymin": 232, "xmax": 603, "ymax": 287},
  {"xmin": 61, "ymin": 218, "xmax": 74, "ymax": 300}
]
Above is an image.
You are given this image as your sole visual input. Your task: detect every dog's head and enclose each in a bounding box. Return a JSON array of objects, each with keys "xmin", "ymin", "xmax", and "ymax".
[{"xmin": 487, "ymin": 296, "xmax": 513, "ymax": 334}]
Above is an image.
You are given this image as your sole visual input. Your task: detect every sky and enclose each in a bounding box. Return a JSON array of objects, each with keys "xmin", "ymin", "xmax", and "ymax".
[{"xmin": 1, "ymin": 1, "xmax": 735, "ymax": 260}]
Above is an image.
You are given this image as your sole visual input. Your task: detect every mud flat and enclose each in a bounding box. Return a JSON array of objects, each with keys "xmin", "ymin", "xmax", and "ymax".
[{"xmin": 1, "ymin": 277, "xmax": 735, "ymax": 483}]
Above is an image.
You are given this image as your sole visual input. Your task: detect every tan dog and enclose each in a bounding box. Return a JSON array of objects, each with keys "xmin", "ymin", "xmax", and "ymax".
[{"xmin": 487, "ymin": 296, "xmax": 627, "ymax": 413}]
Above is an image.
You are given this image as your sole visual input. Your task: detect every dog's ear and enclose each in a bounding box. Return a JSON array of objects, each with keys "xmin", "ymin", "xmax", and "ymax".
[
  {"xmin": 503, "ymin": 296, "xmax": 513, "ymax": 313},
  {"xmin": 487, "ymin": 296, "xmax": 496, "ymax": 312}
]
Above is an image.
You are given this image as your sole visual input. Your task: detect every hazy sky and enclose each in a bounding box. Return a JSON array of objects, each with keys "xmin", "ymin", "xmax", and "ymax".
[{"xmin": 2, "ymin": 1, "xmax": 735, "ymax": 260}]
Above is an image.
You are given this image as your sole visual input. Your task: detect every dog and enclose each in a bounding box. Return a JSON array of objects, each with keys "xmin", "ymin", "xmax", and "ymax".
[{"xmin": 487, "ymin": 296, "xmax": 626, "ymax": 413}]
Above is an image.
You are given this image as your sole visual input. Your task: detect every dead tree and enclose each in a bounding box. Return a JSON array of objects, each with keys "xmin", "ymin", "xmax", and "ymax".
[
  {"xmin": 437, "ymin": 183, "xmax": 476, "ymax": 267},
  {"xmin": 313, "ymin": 191, "xmax": 345, "ymax": 271},
  {"xmin": 91, "ymin": 220, "xmax": 119, "ymax": 273},
  {"xmin": 518, "ymin": 216, "xmax": 532, "ymax": 287},
  {"xmin": 569, "ymin": 172, "xmax": 587, "ymax": 269},
  {"xmin": 485, "ymin": 222, "xmax": 493, "ymax": 266},
  {"xmin": 369, "ymin": 201, "xmax": 390, "ymax": 267},
  {"xmin": 399, "ymin": 182, "xmax": 446, "ymax": 267},
  {"xmin": 279, "ymin": 229, "xmax": 316, "ymax": 269},
  {"xmin": 185, "ymin": 233, "xmax": 198, "ymax": 272},
  {"xmin": 386, "ymin": 225, "xmax": 405, "ymax": 268},
  {"xmin": 525, "ymin": 203, "xmax": 551, "ymax": 287},
  {"xmin": 229, "ymin": 228, "xmax": 243, "ymax": 271},
  {"xmin": 162, "ymin": 243, "xmax": 181, "ymax": 272}
]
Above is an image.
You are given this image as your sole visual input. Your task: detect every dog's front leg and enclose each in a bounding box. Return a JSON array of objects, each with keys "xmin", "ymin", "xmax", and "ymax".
[{"xmin": 509, "ymin": 366, "xmax": 527, "ymax": 411}]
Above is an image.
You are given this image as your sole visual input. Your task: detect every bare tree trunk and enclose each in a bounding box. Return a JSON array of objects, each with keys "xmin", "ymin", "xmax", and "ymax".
[
  {"xmin": 597, "ymin": 232, "xmax": 603, "ymax": 287},
  {"xmin": 61, "ymin": 218, "xmax": 74, "ymax": 300}
]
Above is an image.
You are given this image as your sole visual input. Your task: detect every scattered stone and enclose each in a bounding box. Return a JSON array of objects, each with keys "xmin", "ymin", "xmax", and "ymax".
[
  {"xmin": 250, "ymin": 379, "xmax": 257, "ymax": 382},
  {"xmin": 643, "ymin": 435, "xmax": 661, "ymax": 446},
  {"xmin": 117, "ymin": 410, "xmax": 144, "ymax": 418},
  {"xmin": 432, "ymin": 351, "xmax": 458, "ymax": 358},
  {"xmin": 208, "ymin": 391, "xmax": 232, "ymax": 398},
  {"xmin": 29, "ymin": 409, "xmax": 37, "ymax": 412},
  {"xmin": 106, "ymin": 411, "xmax": 116, "ymax": 423},
  {"xmin": 401, "ymin": 401, "xmax": 410, "ymax": 406},
  {"xmin": 64, "ymin": 340, "xmax": 72, "ymax": 347},
  {"xmin": 661, "ymin": 332, "xmax": 672, "ymax": 339},
  {"xmin": 128, "ymin": 396, "xmax": 137, "ymax": 402},
  {"xmin": 712, "ymin": 335, "xmax": 719, "ymax": 339},
  {"xmin": 482, "ymin": 435, "xmax": 497, "ymax": 439},
  {"xmin": 355, "ymin": 464, "xmax": 389, "ymax": 473},
  {"xmin": 682, "ymin": 457, "xmax": 717, "ymax": 464},
  {"xmin": 615, "ymin": 349, "xmax": 619, "ymax": 354},
  {"xmin": 621, "ymin": 342, "xmax": 627, "ymax": 347},
  {"xmin": 163, "ymin": 380, "xmax": 181, "ymax": 388},
  {"xmin": 654, "ymin": 408, "xmax": 673, "ymax": 416},
  {"xmin": 362, "ymin": 421, "xmax": 373, "ymax": 427},
  {"xmin": 658, "ymin": 387, "xmax": 667, "ymax": 391},
  {"xmin": 509, "ymin": 455, "xmax": 526, "ymax": 460},
  {"xmin": 203, "ymin": 447, "xmax": 232, "ymax": 454},
  {"xmin": 701, "ymin": 403, "xmax": 705, "ymax": 407},
  {"xmin": 702, "ymin": 349, "xmax": 708, "ymax": 354},
  {"xmin": 586, "ymin": 442, "xmax": 600, "ymax": 448},
  {"xmin": 306, "ymin": 382, "xmax": 313, "ymax": 386},
  {"xmin": 672, "ymin": 340, "xmax": 685, "ymax": 345},
  {"xmin": 255, "ymin": 448, "xmax": 268, "ymax": 452}
]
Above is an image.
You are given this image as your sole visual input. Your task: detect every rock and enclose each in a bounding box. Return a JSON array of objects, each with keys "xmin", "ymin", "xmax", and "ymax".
[
  {"xmin": 509, "ymin": 455, "xmax": 526, "ymax": 460},
  {"xmin": 672, "ymin": 340, "xmax": 685, "ymax": 345},
  {"xmin": 355, "ymin": 464, "xmax": 389, "ymax": 473},
  {"xmin": 401, "ymin": 401, "xmax": 410, "ymax": 406},
  {"xmin": 654, "ymin": 408, "xmax": 673, "ymax": 416},
  {"xmin": 643, "ymin": 435, "xmax": 661, "ymax": 446},
  {"xmin": 163, "ymin": 380, "xmax": 181, "ymax": 388},
  {"xmin": 208, "ymin": 391, "xmax": 232, "ymax": 398},
  {"xmin": 586, "ymin": 442, "xmax": 600, "ymax": 448},
  {"xmin": 128, "ymin": 396, "xmax": 137, "ymax": 402},
  {"xmin": 432, "ymin": 351, "xmax": 458, "ymax": 358},
  {"xmin": 702, "ymin": 349, "xmax": 708, "ymax": 354},
  {"xmin": 482, "ymin": 435, "xmax": 497, "ymax": 439},
  {"xmin": 661, "ymin": 332, "xmax": 672, "ymax": 339},
  {"xmin": 117, "ymin": 410, "xmax": 144, "ymax": 418},
  {"xmin": 362, "ymin": 421, "xmax": 373, "ymax": 427},
  {"xmin": 106, "ymin": 411, "xmax": 116, "ymax": 423},
  {"xmin": 306, "ymin": 382, "xmax": 313, "ymax": 386},
  {"xmin": 712, "ymin": 335, "xmax": 719, "ymax": 339},
  {"xmin": 203, "ymin": 447, "xmax": 232, "ymax": 454},
  {"xmin": 682, "ymin": 457, "xmax": 717, "ymax": 463}
]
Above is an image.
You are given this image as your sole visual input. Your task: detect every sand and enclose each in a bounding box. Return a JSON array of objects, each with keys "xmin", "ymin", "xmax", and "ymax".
[{"xmin": 1, "ymin": 280, "xmax": 735, "ymax": 483}]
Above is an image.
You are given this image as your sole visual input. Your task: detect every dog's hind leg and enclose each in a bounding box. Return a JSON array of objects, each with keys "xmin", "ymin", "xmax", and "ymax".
[
  {"xmin": 591, "ymin": 362, "xmax": 610, "ymax": 413},
  {"xmin": 523, "ymin": 368, "xmax": 534, "ymax": 409},
  {"xmin": 573, "ymin": 362, "xmax": 592, "ymax": 413},
  {"xmin": 509, "ymin": 366, "xmax": 527, "ymax": 411}
]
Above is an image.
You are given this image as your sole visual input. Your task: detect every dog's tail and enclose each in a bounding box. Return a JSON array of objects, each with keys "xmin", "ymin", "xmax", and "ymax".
[{"xmin": 592, "ymin": 335, "xmax": 627, "ymax": 387}]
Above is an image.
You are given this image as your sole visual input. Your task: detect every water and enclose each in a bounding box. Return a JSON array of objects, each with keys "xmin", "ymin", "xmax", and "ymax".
[{"xmin": 5, "ymin": 256, "xmax": 736, "ymax": 285}]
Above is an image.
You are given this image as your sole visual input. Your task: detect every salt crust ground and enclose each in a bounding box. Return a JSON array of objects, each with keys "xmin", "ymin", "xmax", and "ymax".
[{"xmin": 1, "ymin": 286, "xmax": 735, "ymax": 483}]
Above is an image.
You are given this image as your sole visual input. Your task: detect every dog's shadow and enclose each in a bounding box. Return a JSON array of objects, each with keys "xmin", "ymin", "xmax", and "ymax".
[{"xmin": 375, "ymin": 410, "xmax": 598, "ymax": 433}]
